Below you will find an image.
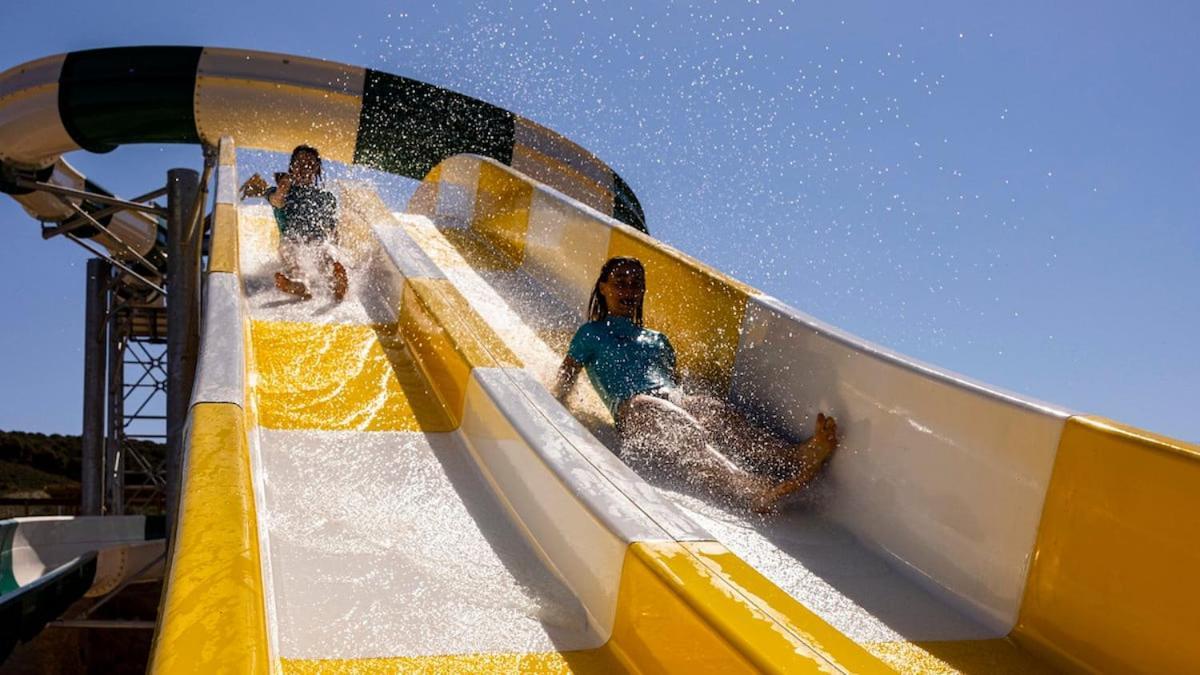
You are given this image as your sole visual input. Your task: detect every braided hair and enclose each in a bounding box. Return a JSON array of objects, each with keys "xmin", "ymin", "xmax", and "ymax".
[{"xmin": 587, "ymin": 257, "xmax": 646, "ymax": 326}]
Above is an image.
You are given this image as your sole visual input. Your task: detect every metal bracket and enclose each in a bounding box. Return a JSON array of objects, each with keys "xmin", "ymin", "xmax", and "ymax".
[
  {"xmin": 15, "ymin": 177, "xmax": 168, "ymax": 217},
  {"xmin": 61, "ymin": 233, "xmax": 165, "ymax": 295},
  {"xmin": 42, "ymin": 185, "xmax": 168, "ymax": 240}
]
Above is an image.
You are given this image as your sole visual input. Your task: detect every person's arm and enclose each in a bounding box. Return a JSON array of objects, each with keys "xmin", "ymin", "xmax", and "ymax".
[
  {"xmin": 662, "ymin": 334, "xmax": 680, "ymax": 385},
  {"xmin": 553, "ymin": 356, "xmax": 584, "ymax": 402},
  {"xmin": 556, "ymin": 323, "xmax": 595, "ymax": 402},
  {"xmin": 267, "ymin": 174, "xmax": 292, "ymax": 208}
]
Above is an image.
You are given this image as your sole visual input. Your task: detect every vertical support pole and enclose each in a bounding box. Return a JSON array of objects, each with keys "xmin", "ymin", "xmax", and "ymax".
[
  {"xmin": 166, "ymin": 168, "xmax": 201, "ymax": 536},
  {"xmin": 105, "ymin": 318, "xmax": 126, "ymax": 515},
  {"xmin": 81, "ymin": 259, "xmax": 110, "ymax": 515}
]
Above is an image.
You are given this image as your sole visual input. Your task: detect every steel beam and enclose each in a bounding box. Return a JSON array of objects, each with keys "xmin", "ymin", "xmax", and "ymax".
[
  {"xmin": 43, "ymin": 186, "xmax": 168, "ymax": 239},
  {"xmin": 105, "ymin": 314, "xmax": 125, "ymax": 515},
  {"xmin": 80, "ymin": 259, "xmax": 110, "ymax": 516},
  {"xmin": 15, "ymin": 177, "xmax": 168, "ymax": 217},
  {"xmin": 62, "ymin": 233, "xmax": 165, "ymax": 296},
  {"xmin": 165, "ymin": 168, "xmax": 201, "ymax": 537}
]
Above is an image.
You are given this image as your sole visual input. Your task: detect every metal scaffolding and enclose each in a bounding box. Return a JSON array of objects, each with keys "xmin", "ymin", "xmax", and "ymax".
[
  {"xmin": 106, "ymin": 299, "xmax": 170, "ymax": 515},
  {"xmin": 64, "ymin": 157, "xmax": 210, "ymax": 520},
  {"xmin": 79, "ymin": 263, "xmax": 172, "ymax": 516}
]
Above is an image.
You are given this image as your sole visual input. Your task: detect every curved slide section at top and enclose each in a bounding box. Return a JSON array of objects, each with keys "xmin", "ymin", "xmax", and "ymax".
[{"xmin": 0, "ymin": 45, "xmax": 645, "ymax": 266}]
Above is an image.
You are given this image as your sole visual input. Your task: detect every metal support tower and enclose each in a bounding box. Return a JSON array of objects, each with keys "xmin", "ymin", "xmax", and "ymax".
[
  {"xmin": 65, "ymin": 157, "xmax": 211, "ymax": 519},
  {"xmin": 105, "ymin": 299, "xmax": 170, "ymax": 515}
]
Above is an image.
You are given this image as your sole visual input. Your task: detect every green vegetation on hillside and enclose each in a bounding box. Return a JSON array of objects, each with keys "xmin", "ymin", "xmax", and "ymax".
[
  {"xmin": 0, "ymin": 460, "xmax": 76, "ymax": 494},
  {"xmin": 0, "ymin": 429, "xmax": 165, "ymax": 493},
  {"xmin": 0, "ymin": 430, "xmax": 84, "ymax": 481}
]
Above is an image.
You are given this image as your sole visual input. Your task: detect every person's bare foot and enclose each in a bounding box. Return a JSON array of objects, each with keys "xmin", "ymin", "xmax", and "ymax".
[
  {"xmin": 790, "ymin": 412, "xmax": 838, "ymax": 478},
  {"xmin": 275, "ymin": 272, "xmax": 312, "ymax": 300},
  {"xmin": 755, "ymin": 413, "xmax": 840, "ymax": 510},
  {"xmin": 809, "ymin": 412, "xmax": 838, "ymax": 459},
  {"xmin": 330, "ymin": 261, "xmax": 348, "ymax": 302}
]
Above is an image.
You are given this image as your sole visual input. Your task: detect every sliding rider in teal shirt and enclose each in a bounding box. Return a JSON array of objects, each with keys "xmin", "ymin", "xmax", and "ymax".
[
  {"xmin": 554, "ymin": 256, "xmax": 841, "ymax": 514},
  {"xmin": 566, "ymin": 314, "xmax": 676, "ymax": 418}
]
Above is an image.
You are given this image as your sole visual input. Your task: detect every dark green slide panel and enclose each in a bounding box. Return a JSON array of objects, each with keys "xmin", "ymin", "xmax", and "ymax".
[
  {"xmin": 58, "ymin": 46, "xmax": 202, "ymax": 153},
  {"xmin": 0, "ymin": 553, "xmax": 98, "ymax": 662},
  {"xmin": 612, "ymin": 172, "xmax": 646, "ymax": 233},
  {"xmin": 354, "ymin": 69, "xmax": 515, "ymax": 178}
]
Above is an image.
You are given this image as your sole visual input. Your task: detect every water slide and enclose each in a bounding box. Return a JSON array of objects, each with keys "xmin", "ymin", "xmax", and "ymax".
[
  {"xmin": 0, "ymin": 515, "xmax": 165, "ymax": 658},
  {"xmin": 2, "ymin": 46, "xmax": 1199, "ymax": 673}
]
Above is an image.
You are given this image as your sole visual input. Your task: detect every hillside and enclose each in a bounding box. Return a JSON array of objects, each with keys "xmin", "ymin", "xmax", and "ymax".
[{"xmin": 0, "ymin": 429, "xmax": 166, "ymax": 493}]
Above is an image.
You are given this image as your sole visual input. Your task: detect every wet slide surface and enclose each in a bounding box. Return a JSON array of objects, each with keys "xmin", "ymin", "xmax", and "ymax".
[
  {"xmin": 236, "ymin": 206, "xmax": 605, "ymax": 668},
  {"xmin": 395, "ymin": 213, "xmax": 1050, "ymax": 673}
]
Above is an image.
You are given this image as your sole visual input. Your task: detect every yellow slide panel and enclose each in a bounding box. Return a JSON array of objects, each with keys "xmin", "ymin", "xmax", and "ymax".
[
  {"xmin": 250, "ymin": 320, "xmax": 453, "ymax": 432},
  {"xmin": 610, "ymin": 542, "xmax": 888, "ymax": 674},
  {"xmin": 208, "ymin": 141, "xmax": 240, "ymax": 274},
  {"xmin": 209, "ymin": 204, "xmax": 239, "ymax": 275},
  {"xmin": 193, "ymin": 48, "xmax": 365, "ymax": 163},
  {"xmin": 149, "ymin": 403, "xmax": 269, "ymax": 674},
  {"xmin": 407, "ymin": 164, "xmax": 441, "ymax": 219},
  {"xmin": 1015, "ymin": 416, "xmax": 1200, "ymax": 673},
  {"xmin": 472, "ymin": 160, "xmax": 533, "ymax": 268},
  {"xmin": 866, "ymin": 638, "xmax": 1051, "ymax": 674},
  {"xmin": 511, "ymin": 143, "xmax": 614, "ymax": 215}
]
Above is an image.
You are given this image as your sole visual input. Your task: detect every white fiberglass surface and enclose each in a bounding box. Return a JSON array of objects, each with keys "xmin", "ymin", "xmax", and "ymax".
[
  {"xmin": 400, "ymin": 214, "xmax": 1000, "ymax": 644},
  {"xmin": 236, "ymin": 201, "xmax": 600, "ymax": 659},
  {"xmin": 8, "ymin": 545, "xmax": 52, "ymax": 587},
  {"xmin": 256, "ymin": 429, "xmax": 599, "ymax": 659}
]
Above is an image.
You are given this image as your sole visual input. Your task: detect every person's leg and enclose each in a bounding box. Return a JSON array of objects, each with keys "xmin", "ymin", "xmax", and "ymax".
[
  {"xmin": 317, "ymin": 244, "xmax": 348, "ymax": 301},
  {"xmin": 674, "ymin": 392, "xmax": 838, "ymax": 482},
  {"xmin": 671, "ymin": 393, "xmax": 787, "ymax": 466},
  {"xmin": 275, "ymin": 238, "xmax": 311, "ymax": 299},
  {"xmin": 618, "ymin": 394, "xmax": 782, "ymax": 511}
]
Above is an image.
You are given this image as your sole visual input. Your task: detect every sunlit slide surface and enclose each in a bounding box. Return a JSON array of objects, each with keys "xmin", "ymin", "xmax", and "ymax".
[
  {"xmin": 238, "ymin": 202, "xmax": 605, "ymax": 666},
  {"xmin": 389, "ymin": 167, "xmax": 1048, "ymax": 673}
]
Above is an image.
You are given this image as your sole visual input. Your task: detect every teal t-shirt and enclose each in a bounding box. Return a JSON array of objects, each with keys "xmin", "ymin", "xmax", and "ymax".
[
  {"xmin": 266, "ymin": 185, "xmax": 337, "ymax": 240},
  {"xmin": 567, "ymin": 316, "xmax": 676, "ymax": 416}
]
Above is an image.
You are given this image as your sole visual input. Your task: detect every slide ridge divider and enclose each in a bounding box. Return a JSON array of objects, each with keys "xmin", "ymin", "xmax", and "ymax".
[{"xmin": 370, "ymin": 186, "xmax": 890, "ymax": 672}]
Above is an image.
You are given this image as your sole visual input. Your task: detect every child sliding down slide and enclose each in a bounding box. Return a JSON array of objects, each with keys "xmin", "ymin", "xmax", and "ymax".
[
  {"xmin": 554, "ymin": 257, "xmax": 838, "ymax": 513},
  {"xmin": 241, "ymin": 145, "xmax": 348, "ymax": 301}
]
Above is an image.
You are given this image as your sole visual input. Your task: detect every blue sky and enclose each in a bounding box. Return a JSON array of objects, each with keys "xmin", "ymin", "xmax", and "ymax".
[{"xmin": 1, "ymin": 1, "xmax": 1197, "ymax": 442}]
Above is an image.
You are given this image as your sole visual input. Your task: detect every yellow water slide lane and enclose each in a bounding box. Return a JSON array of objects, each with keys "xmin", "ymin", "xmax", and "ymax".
[{"xmin": 151, "ymin": 138, "xmax": 889, "ymax": 673}]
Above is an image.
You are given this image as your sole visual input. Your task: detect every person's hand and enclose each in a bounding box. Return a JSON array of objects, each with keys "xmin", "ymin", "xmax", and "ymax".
[
  {"xmin": 240, "ymin": 173, "xmax": 269, "ymax": 199},
  {"xmin": 266, "ymin": 173, "xmax": 293, "ymax": 208}
]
